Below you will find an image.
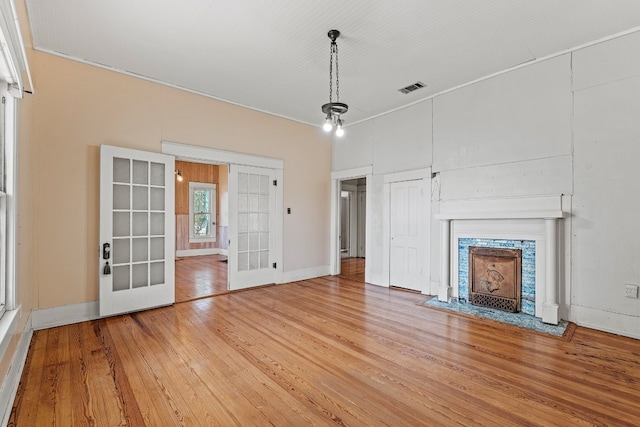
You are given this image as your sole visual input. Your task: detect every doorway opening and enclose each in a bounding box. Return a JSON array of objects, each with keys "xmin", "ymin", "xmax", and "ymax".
[
  {"xmin": 338, "ymin": 177, "xmax": 367, "ymax": 277},
  {"xmin": 163, "ymin": 141, "xmax": 284, "ymax": 301},
  {"xmin": 174, "ymin": 160, "xmax": 229, "ymax": 302}
]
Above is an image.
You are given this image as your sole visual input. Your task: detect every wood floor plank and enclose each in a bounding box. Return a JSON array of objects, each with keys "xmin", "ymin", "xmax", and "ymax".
[
  {"xmin": 175, "ymin": 254, "xmax": 228, "ymax": 302},
  {"xmin": 10, "ymin": 259, "xmax": 640, "ymax": 426},
  {"xmin": 70, "ymin": 321, "xmax": 130, "ymax": 426}
]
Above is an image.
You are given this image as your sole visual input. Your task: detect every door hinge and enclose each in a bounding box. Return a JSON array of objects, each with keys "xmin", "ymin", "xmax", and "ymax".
[
  {"xmin": 272, "ymin": 262, "xmax": 277, "ymax": 269},
  {"xmin": 273, "ymin": 179, "xmax": 277, "ymax": 186}
]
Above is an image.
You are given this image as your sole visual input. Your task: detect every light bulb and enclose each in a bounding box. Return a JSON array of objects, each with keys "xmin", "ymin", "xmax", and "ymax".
[
  {"xmin": 335, "ymin": 119, "xmax": 345, "ymax": 137},
  {"xmin": 323, "ymin": 116, "xmax": 333, "ymax": 132}
]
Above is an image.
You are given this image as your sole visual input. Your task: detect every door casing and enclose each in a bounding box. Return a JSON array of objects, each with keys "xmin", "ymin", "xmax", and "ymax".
[
  {"xmin": 382, "ymin": 168, "xmax": 431, "ymax": 293},
  {"xmin": 162, "ymin": 141, "xmax": 284, "ymax": 286},
  {"xmin": 330, "ymin": 167, "xmax": 372, "ymax": 279}
]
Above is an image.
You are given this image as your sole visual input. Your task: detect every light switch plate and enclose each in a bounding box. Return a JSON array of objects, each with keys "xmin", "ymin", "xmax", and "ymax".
[{"xmin": 625, "ymin": 284, "xmax": 639, "ymax": 299}]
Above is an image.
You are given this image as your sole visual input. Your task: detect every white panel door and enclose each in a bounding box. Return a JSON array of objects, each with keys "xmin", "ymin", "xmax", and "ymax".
[
  {"xmin": 390, "ymin": 180, "xmax": 422, "ymax": 291},
  {"xmin": 228, "ymin": 164, "xmax": 276, "ymax": 290},
  {"xmin": 99, "ymin": 145, "xmax": 175, "ymax": 317}
]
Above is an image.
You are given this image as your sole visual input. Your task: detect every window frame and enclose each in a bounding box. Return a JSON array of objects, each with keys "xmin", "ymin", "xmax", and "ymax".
[
  {"xmin": 0, "ymin": 91, "xmax": 16, "ymax": 317},
  {"xmin": 188, "ymin": 182, "xmax": 217, "ymax": 244}
]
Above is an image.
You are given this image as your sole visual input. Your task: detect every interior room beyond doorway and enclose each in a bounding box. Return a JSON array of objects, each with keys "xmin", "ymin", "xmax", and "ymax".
[
  {"xmin": 340, "ymin": 177, "xmax": 367, "ymax": 268},
  {"xmin": 175, "ymin": 160, "xmax": 229, "ymax": 302}
]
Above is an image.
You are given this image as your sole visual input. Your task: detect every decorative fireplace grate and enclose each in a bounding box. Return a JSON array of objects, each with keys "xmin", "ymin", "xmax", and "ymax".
[{"xmin": 469, "ymin": 246, "xmax": 522, "ymax": 312}]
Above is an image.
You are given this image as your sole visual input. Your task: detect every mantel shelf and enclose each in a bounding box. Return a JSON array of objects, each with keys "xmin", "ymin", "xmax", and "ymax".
[
  {"xmin": 435, "ymin": 210, "xmax": 566, "ymax": 220},
  {"xmin": 435, "ymin": 195, "xmax": 567, "ymax": 221}
]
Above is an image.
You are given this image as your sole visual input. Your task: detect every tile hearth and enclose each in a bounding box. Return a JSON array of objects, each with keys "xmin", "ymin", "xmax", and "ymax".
[{"xmin": 424, "ymin": 298, "xmax": 570, "ymax": 337}]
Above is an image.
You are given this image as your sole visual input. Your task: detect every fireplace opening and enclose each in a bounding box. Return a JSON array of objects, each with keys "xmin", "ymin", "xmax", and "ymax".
[{"xmin": 469, "ymin": 246, "xmax": 522, "ymax": 312}]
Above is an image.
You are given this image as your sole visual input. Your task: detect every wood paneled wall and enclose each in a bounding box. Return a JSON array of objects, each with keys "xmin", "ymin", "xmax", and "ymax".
[
  {"xmin": 175, "ymin": 161, "xmax": 218, "ymax": 215},
  {"xmin": 175, "ymin": 161, "xmax": 228, "ymax": 251}
]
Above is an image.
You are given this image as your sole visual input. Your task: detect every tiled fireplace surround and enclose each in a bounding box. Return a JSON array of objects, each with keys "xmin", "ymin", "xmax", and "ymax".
[{"xmin": 435, "ymin": 196, "xmax": 566, "ymax": 325}]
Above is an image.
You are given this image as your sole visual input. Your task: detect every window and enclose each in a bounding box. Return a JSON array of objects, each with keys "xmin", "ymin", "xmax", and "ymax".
[
  {"xmin": 0, "ymin": 94, "xmax": 9, "ymax": 317},
  {"xmin": 0, "ymin": 90, "xmax": 17, "ymax": 319},
  {"xmin": 0, "ymin": 1, "xmax": 26, "ymax": 348},
  {"xmin": 189, "ymin": 182, "xmax": 217, "ymax": 243}
]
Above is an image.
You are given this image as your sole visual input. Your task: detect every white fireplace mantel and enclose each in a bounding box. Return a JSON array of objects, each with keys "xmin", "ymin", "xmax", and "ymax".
[
  {"xmin": 435, "ymin": 195, "xmax": 566, "ymax": 221},
  {"xmin": 435, "ymin": 195, "xmax": 566, "ymax": 325}
]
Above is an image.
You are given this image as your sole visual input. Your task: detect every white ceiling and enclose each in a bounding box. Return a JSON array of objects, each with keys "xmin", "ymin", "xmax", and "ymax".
[{"xmin": 24, "ymin": 0, "xmax": 640, "ymax": 127}]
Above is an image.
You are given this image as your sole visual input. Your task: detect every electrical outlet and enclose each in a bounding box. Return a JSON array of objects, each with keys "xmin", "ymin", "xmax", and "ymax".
[{"xmin": 625, "ymin": 284, "xmax": 639, "ymax": 299}]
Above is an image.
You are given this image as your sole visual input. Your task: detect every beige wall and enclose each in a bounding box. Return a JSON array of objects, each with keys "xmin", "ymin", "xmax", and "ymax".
[{"xmin": 24, "ymin": 50, "xmax": 332, "ymax": 310}]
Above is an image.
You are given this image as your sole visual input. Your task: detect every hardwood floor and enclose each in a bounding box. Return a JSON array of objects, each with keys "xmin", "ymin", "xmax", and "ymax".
[
  {"xmin": 339, "ymin": 257, "xmax": 365, "ymax": 282},
  {"xmin": 175, "ymin": 254, "xmax": 228, "ymax": 302},
  {"xmin": 10, "ymin": 272, "xmax": 640, "ymax": 425}
]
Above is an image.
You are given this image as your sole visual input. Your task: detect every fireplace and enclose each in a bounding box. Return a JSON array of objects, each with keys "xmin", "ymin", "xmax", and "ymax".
[
  {"xmin": 435, "ymin": 195, "xmax": 567, "ymax": 325},
  {"xmin": 468, "ymin": 246, "xmax": 522, "ymax": 312}
]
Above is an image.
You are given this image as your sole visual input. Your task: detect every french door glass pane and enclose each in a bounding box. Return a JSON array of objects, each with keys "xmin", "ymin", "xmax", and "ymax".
[
  {"xmin": 150, "ymin": 188, "xmax": 165, "ymax": 210},
  {"xmin": 150, "ymin": 162, "xmax": 165, "ymax": 186},
  {"xmin": 113, "ymin": 212, "xmax": 130, "ymax": 237},
  {"xmin": 132, "ymin": 264, "xmax": 148, "ymax": 288},
  {"xmin": 113, "ymin": 185, "xmax": 130, "ymax": 209},
  {"xmin": 132, "ymin": 186, "xmax": 148, "ymax": 210},
  {"xmin": 113, "ymin": 158, "xmax": 130, "ymax": 183},
  {"xmin": 113, "ymin": 238, "xmax": 130, "ymax": 264},
  {"xmin": 132, "ymin": 238, "xmax": 148, "ymax": 262},
  {"xmin": 113, "ymin": 265, "xmax": 130, "ymax": 291},
  {"xmin": 132, "ymin": 160, "xmax": 148, "ymax": 185},
  {"xmin": 150, "ymin": 262, "xmax": 164, "ymax": 285},
  {"xmin": 237, "ymin": 172, "xmax": 269, "ymax": 273}
]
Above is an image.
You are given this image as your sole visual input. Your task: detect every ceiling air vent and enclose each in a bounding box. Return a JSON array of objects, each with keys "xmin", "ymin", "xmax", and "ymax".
[{"xmin": 398, "ymin": 81, "xmax": 426, "ymax": 94}]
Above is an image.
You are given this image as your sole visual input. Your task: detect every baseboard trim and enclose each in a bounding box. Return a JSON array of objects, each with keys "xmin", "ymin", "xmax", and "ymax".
[
  {"xmin": 280, "ymin": 265, "xmax": 330, "ymax": 283},
  {"xmin": 0, "ymin": 311, "xmax": 32, "ymax": 427},
  {"xmin": 367, "ymin": 272, "xmax": 387, "ymax": 288},
  {"xmin": 176, "ymin": 248, "xmax": 221, "ymax": 257},
  {"xmin": 31, "ymin": 301, "xmax": 100, "ymax": 331},
  {"xmin": 430, "ymin": 281, "xmax": 441, "ymax": 296},
  {"xmin": 570, "ymin": 305, "xmax": 640, "ymax": 340}
]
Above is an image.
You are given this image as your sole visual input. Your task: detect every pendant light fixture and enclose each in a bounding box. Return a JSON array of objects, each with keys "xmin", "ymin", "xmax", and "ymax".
[{"xmin": 321, "ymin": 29, "xmax": 348, "ymax": 137}]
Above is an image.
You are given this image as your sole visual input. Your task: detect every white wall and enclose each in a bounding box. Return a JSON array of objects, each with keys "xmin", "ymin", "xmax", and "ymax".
[
  {"xmin": 333, "ymin": 31, "xmax": 640, "ymax": 339},
  {"xmin": 571, "ymin": 31, "xmax": 640, "ymax": 337},
  {"xmin": 434, "ymin": 55, "xmax": 573, "ymax": 200}
]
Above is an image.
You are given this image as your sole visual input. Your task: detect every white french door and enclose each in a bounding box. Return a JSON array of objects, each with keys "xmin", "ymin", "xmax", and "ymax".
[
  {"xmin": 228, "ymin": 164, "xmax": 276, "ymax": 290},
  {"xmin": 99, "ymin": 145, "xmax": 175, "ymax": 317},
  {"xmin": 389, "ymin": 180, "xmax": 423, "ymax": 291}
]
